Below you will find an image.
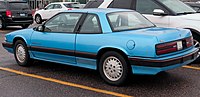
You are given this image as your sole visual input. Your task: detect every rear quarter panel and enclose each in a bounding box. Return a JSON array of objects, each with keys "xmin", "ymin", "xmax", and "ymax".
[{"xmin": 76, "ymin": 33, "xmax": 158, "ymax": 58}]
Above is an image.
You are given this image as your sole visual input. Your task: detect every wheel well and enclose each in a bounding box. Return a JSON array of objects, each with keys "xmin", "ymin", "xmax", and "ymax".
[
  {"xmin": 35, "ymin": 14, "xmax": 41, "ymax": 19},
  {"xmin": 96, "ymin": 48, "xmax": 130, "ymax": 69},
  {"xmin": 13, "ymin": 37, "xmax": 26, "ymax": 47},
  {"xmin": 185, "ymin": 28, "xmax": 200, "ymax": 41},
  {"xmin": 35, "ymin": 14, "xmax": 40, "ymax": 17},
  {"xmin": 185, "ymin": 28, "xmax": 200, "ymax": 35}
]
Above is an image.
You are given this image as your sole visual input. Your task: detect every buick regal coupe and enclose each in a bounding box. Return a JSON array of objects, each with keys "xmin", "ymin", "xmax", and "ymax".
[{"xmin": 2, "ymin": 8, "xmax": 199, "ymax": 85}]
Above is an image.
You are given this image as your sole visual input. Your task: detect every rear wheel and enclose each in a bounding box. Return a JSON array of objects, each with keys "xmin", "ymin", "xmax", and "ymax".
[
  {"xmin": 99, "ymin": 51, "xmax": 130, "ymax": 85},
  {"xmin": 35, "ymin": 15, "xmax": 42, "ymax": 24},
  {"xmin": 0, "ymin": 18, "xmax": 6, "ymax": 29},
  {"xmin": 14, "ymin": 40, "xmax": 33, "ymax": 66},
  {"xmin": 192, "ymin": 32, "xmax": 200, "ymax": 63}
]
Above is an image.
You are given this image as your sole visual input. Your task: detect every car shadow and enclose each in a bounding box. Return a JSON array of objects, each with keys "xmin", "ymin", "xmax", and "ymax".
[{"xmin": 5, "ymin": 60, "xmax": 193, "ymax": 96}]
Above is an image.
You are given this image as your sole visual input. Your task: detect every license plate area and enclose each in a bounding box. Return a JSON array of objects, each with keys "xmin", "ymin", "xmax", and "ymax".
[
  {"xmin": 20, "ymin": 13, "xmax": 26, "ymax": 16},
  {"xmin": 177, "ymin": 41, "xmax": 183, "ymax": 50}
]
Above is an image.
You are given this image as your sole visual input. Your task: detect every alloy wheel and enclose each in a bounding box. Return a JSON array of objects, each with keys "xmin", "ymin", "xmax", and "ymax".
[
  {"xmin": 15, "ymin": 44, "xmax": 26, "ymax": 63},
  {"xmin": 103, "ymin": 56, "xmax": 123, "ymax": 81}
]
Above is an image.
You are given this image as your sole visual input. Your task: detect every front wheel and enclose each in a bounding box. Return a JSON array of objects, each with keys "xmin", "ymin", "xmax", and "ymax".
[
  {"xmin": 99, "ymin": 51, "xmax": 130, "ymax": 85},
  {"xmin": 14, "ymin": 40, "xmax": 33, "ymax": 66},
  {"xmin": 35, "ymin": 15, "xmax": 42, "ymax": 24}
]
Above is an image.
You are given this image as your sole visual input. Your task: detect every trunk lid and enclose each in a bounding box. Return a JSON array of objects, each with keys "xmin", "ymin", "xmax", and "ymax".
[{"xmin": 124, "ymin": 27, "xmax": 191, "ymax": 43}]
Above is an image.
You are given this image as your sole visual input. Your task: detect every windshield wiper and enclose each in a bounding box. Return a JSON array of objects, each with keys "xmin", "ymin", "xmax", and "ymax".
[{"xmin": 177, "ymin": 12, "xmax": 196, "ymax": 15}]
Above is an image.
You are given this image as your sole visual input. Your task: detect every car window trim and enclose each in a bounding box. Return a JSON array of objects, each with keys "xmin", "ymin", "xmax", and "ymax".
[
  {"xmin": 42, "ymin": 12, "xmax": 84, "ymax": 34},
  {"xmin": 77, "ymin": 13, "xmax": 103, "ymax": 34}
]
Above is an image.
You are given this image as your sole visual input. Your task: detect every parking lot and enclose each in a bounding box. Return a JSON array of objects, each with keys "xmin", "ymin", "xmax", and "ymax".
[{"xmin": 0, "ymin": 25, "xmax": 200, "ymax": 97}]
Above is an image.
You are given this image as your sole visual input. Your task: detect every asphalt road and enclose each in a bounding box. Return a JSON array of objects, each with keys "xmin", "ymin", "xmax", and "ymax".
[{"xmin": 0, "ymin": 25, "xmax": 200, "ymax": 97}]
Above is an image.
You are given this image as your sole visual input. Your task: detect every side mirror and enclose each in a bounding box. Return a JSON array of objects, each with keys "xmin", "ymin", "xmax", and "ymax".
[
  {"xmin": 153, "ymin": 9, "xmax": 168, "ymax": 16},
  {"xmin": 37, "ymin": 25, "xmax": 44, "ymax": 32}
]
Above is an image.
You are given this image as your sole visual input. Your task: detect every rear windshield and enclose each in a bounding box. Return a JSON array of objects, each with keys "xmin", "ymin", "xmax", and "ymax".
[
  {"xmin": 107, "ymin": 11, "xmax": 155, "ymax": 32},
  {"xmin": 0, "ymin": 2, "xmax": 6, "ymax": 9},
  {"xmin": 64, "ymin": 3, "xmax": 80, "ymax": 8},
  {"xmin": 9, "ymin": 2, "xmax": 30, "ymax": 10}
]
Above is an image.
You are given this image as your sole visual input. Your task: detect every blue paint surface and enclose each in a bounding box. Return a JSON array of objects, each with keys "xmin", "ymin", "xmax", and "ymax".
[{"xmin": 2, "ymin": 8, "xmax": 198, "ymax": 75}]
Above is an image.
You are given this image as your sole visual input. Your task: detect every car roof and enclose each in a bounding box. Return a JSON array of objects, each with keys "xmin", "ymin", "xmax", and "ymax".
[
  {"xmin": 50, "ymin": 2, "xmax": 79, "ymax": 4},
  {"xmin": 66, "ymin": 8, "xmax": 135, "ymax": 14}
]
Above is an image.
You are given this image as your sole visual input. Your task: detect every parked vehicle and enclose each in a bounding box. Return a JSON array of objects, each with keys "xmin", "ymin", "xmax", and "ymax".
[
  {"xmin": 85, "ymin": 0, "xmax": 200, "ymax": 57},
  {"xmin": 34, "ymin": 2, "xmax": 81, "ymax": 24},
  {"xmin": 0, "ymin": 1, "xmax": 33, "ymax": 29},
  {"xmin": 2, "ymin": 8, "xmax": 199, "ymax": 85},
  {"xmin": 185, "ymin": 2, "xmax": 200, "ymax": 12}
]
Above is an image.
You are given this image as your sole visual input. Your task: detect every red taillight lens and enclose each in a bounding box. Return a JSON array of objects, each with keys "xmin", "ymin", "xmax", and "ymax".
[
  {"xmin": 156, "ymin": 37, "xmax": 193, "ymax": 55},
  {"xmin": 6, "ymin": 10, "xmax": 12, "ymax": 17},
  {"xmin": 156, "ymin": 41, "xmax": 178, "ymax": 55},
  {"xmin": 67, "ymin": 8, "xmax": 72, "ymax": 10},
  {"xmin": 186, "ymin": 37, "xmax": 193, "ymax": 47}
]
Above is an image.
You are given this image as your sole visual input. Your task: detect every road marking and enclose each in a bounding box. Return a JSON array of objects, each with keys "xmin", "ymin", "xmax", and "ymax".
[
  {"xmin": 183, "ymin": 65, "xmax": 200, "ymax": 70},
  {"xmin": 0, "ymin": 67, "xmax": 132, "ymax": 97}
]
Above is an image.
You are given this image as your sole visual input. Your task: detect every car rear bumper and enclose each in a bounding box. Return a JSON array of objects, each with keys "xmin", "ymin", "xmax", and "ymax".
[
  {"xmin": 129, "ymin": 48, "xmax": 199, "ymax": 75},
  {"xmin": 5, "ymin": 17, "xmax": 33, "ymax": 25}
]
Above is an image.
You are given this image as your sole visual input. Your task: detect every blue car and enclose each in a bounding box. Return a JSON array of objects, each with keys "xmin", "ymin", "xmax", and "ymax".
[{"xmin": 2, "ymin": 8, "xmax": 199, "ymax": 85}]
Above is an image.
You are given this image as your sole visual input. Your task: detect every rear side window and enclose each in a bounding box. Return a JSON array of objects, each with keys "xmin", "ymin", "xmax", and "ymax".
[
  {"xmin": 84, "ymin": 0, "xmax": 104, "ymax": 8},
  {"xmin": 107, "ymin": 11, "xmax": 155, "ymax": 32},
  {"xmin": 0, "ymin": 2, "xmax": 6, "ymax": 9},
  {"xmin": 9, "ymin": 2, "xmax": 30, "ymax": 10},
  {"xmin": 79, "ymin": 14, "xmax": 101, "ymax": 34}
]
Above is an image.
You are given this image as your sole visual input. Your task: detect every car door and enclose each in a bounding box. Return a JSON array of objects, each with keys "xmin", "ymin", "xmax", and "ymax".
[
  {"xmin": 135, "ymin": 0, "xmax": 170, "ymax": 27},
  {"xmin": 40, "ymin": 4, "xmax": 54, "ymax": 19},
  {"xmin": 49, "ymin": 4, "xmax": 63, "ymax": 18},
  {"xmin": 76, "ymin": 14, "xmax": 102, "ymax": 69},
  {"xmin": 30, "ymin": 13, "xmax": 83, "ymax": 64}
]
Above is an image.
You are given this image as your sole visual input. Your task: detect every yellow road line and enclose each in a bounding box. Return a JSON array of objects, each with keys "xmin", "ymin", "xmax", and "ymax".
[
  {"xmin": 0, "ymin": 67, "xmax": 132, "ymax": 97},
  {"xmin": 183, "ymin": 65, "xmax": 200, "ymax": 70}
]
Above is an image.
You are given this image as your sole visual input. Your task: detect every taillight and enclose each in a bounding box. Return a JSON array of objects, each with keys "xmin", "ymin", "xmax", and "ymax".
[
  {"xmin": 156, "ymin": 41, "xmax": 178, "ymax": 55},
  {"xmin": 186, "ymin": 37, "xmax": 193, "ymax": 47},
  {"xmin": 156, "ymin": 37, "xmax": 193, "ymax": 55},
  {"xmin": 67, "ymin": 8, "xmax": 72, "ymax": 10},
  {"xmin": 6, "ymin": 10, "xmax": 12, "ymax": 17}
]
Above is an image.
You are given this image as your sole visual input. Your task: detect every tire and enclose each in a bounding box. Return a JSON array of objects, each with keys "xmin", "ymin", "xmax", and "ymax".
[
  {"xmin": 0, "ymin": 18, "xmax": 6, "ymax": 29},
  {"xmin": 191, "ymin": 32, "xmax": 200, "ymax": 63},
  {"xmin": 99, "ymin": 51, "xmax": 130, "ymax": 85},
  {"xmin": 14, "ymin": 40, "xmax": 33, "ymax": 66},
  {"xmin": 35, "ymin": 14, "xmax": 42, "ymax": 24},
  {"xmin": 21, "ymin": 24, "xmax": 30, "ymax": 29}
]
